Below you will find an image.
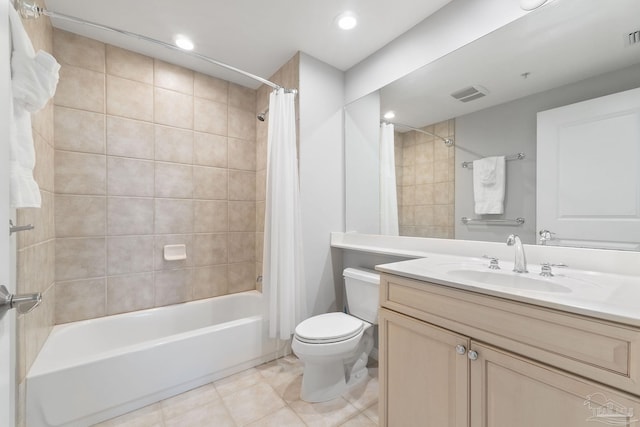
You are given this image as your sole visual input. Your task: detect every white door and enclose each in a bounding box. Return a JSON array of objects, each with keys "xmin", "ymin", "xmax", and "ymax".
[
  {"xmin": 537, "ymin": 87, "xmax": 640, "ymax": 250},
  {"xmin": 1, "ymin": 0, "xmax": 16, "ymax": 425}
]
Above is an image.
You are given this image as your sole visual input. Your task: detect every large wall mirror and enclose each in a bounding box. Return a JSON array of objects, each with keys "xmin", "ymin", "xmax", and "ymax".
[{"xmin": 345, "ymin": 0, "xmax": 640, "ymax": 250}]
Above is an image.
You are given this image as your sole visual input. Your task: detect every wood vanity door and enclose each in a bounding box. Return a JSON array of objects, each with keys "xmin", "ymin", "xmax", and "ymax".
[
  {"xmin": 379, "ymin": 308, "xmax": 469, "ymax": 427},
  {"xmin": 470, "ymin": 341, "xmax": 640, "ymax": 427}
]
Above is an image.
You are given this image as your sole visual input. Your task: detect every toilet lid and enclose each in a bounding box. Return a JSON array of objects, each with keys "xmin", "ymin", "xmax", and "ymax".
[{"xmin": 295, "ymin": 312, "xmax": 364, "ymax": 344}]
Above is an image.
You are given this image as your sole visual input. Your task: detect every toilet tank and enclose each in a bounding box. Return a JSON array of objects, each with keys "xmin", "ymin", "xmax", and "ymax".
[{"xmin": 344, "ymin": 268, "xmax": 380, "ymax": 324}]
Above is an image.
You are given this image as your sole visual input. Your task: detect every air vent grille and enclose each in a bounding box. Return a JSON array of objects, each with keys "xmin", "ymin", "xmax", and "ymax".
[
  {"xmin": 629, "ymin": 30, "xmax": 640, "ymax": 46},
  {"xmin": 450, "ymin": 86, "xmax": 488, "ymax": 103}
]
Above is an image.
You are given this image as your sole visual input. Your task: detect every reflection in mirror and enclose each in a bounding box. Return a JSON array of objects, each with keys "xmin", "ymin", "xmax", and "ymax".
[{"xmin": 346, "ymin": 0, "xmax": 640, "ymax": 249}]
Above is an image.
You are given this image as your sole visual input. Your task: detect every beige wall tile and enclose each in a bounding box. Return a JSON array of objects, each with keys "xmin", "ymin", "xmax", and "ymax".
[
  {"xmin": 107, "ymin": 197, "xmax": 154, "ymax": 235},
  {"xmin": 229, "ymin": 202, "xmax": 255, "ymax": 232},
  {"xmin": 193, "ymin": 233, "xmax": 228, "ymax": 266},
  {"xmin": 415, "ymin": 141, "xmax": 434, "ymax": 164},
  {"xmin": 155, "ymin": 125, "xmax": 193, "ymax": 164},
  {"xmin": 155, "ymin": 88, "xmax": 193, "ymax": 129},
  {"xmin": 194, "ymin": 73, "xmax": 228, "ymax": 103},
  {"xmin": 53, "ymin": 29, "xmax": 105, "ymax": 72},
  {"xmin": 107, "ymin": 157, "xmax": 154, "ymax": 197},
  {"xmin": 193, "ymin": 266, "xmax": 228, "ymax": 300},
  {"xmin": 55, "ymin": 278, "xmax": 106, "ymax": 323},
  {"xmin": 55, "ymin": 65, "xmax": 105, "ymax": 113},
  {"xmin": 228, "ymin": 83, "xmax": 256, "ymax": 111},
  {"xmin": 256, "ymin": 202, "xmax": 265, "ymax": 233},
  {"xmin": 401, "ymin": 164, "xmax": 415, "ymax": 186},
  {"xmin": 155, "ymin": 60, "xmax": 194, "ymax": 95},
  {"xmin": 106, "ymin": 116, "xmax": 154, "ymax": 160},
  {"xmin": 228, "ymin": 138, "xmax": 256, "ymax": 171},
  {"xmin": 256, "ymin": 171, "xmax": 266, "ymax": 201},
  {"xmin": 32, "ymin": 99, "xmax": 54, "ymax": 143},
  {"xmin": 54, "ymin": 106, "xmax": 105, "ymax": 154},
  {"xmin": 414, "ymin": 205, "xmax": 434, "ymax": 226},
  {"xmin": 415, "ymin": 163, "xmax": 434, "ymax": 185},
  {"xmin": 255, "ymin": 232, "xmax": 264, "ymax": 264},
  {"xmin": 17, "ymin": 191, "xmax": 54, "ymax": 249},
  {"xmin": 55, "ymin": 238, "xmax": 105, "ymax": 282},
  {"xmin": 193, "ymin": 167, "xmax": 228, "ymax": 200},
  {"xmin": 154, "ymin": 199, "xmax": 194, "ymax": 234},
  {"xmin": 154, "ymin": 269, "xmax": 192, "ymax": 306},
  {"xmin": 55, "ymin": 195, "xmax": 106, "ymax": 237},
  {"xmin": 228, "ymin": 262, "xmax": 256, "ymax": 294},
  {"xmin": 229, "ymin": 171, "xmax": 256, "ymax": 201},
  {"xmin": 153, "ymin": 234, "xmax": 194, "ymax": 271},
  {"xmin": 434, "ymin": 182, "xmax": 449, "ymax": 205},
  {"xmin": 228, "ymin": 107, "xmax": 256, "ymax": 141},
  {"xmin": 155, "ymin": 162, "xmax": 193, "ymax": 199},
  {"xmin": 228, "ymin": 232, "xmax": 255, "ymax": 263},
  {"xmin": 194, "ymin": 132, "xmax": 227, "ymax": 167},
  {"xmin": 107, "ymin": 236, "xmax": 154, "ymax": 275},
  {"xmin": 106, "ymin": 273, "xmax": 154, "ymax": 315},
  {"xmin": 55, "ymin": 150, "xmax": 106, "ymax": 195},
  {"xmin": 106, "ymin": 45, "xmax": 153, "ymax": 84},
  {"xmin": 106, "ymin": 75, "xmax": 154, "ymax": 122},
  {"xmin": 415, "ymin": 184, "xmax": 434, "ymax": 205},
  {"xmin": 194, "ymin": 98, "xmax": 227, "ymax": 135},
  {"xmin": 194, "ymin": 200, "xmax": 228, "ymax": 233},
  {"xmin": 33, "ymin": 133, "xmax": 54, "ymax": 193}
]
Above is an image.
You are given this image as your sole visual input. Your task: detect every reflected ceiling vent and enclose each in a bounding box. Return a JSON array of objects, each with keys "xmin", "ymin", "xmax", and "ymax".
[
  {"xmin": 628, "ymin": 30, "xmax": 640, "ymax": 46},
  {"xmin": 450, "ymin": 85, "xmax": 488, "ymax": 103}
]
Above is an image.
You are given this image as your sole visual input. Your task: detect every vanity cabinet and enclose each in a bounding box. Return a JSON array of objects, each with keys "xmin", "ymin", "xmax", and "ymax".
[{"xmin": 379, "ymin": 273, "xmax": 640, "ymax": 427}]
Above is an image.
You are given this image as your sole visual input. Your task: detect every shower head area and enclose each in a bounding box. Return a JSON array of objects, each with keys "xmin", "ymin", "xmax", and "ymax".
[{"xmin": 257, "ymin": 108, "xmax": 269, "ymax": 122}]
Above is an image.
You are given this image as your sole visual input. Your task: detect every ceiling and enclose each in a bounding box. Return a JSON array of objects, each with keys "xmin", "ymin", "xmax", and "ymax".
[
  {"xmin": 380, "ymin": 0, "xmax": 640, "ymax": 128},
  {"xmin": 44, "ymin": 0, "xmax": 452, "ymax": 89}
]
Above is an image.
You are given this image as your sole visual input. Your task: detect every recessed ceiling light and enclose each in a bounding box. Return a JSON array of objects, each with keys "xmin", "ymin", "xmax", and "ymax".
[
  {"xmin": 175, "ymin": 35, "xmax": 194, "ymax": 51},
  {"xmin": 336, "ymin": 12, "xmax": 357, "ymax": 30},
  {"xmin": 383, "ymin": 111, "xmax": 396, "ymax": 119}
]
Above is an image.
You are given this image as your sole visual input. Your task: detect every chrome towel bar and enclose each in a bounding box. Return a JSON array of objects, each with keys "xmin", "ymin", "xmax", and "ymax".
[
  {"xmin": 461, "ymin": 217, "xmax": 525, "ymax": 225},
  {"xmin": 461, "ymin": 152, "xmax": 526, "ymax": 168}
]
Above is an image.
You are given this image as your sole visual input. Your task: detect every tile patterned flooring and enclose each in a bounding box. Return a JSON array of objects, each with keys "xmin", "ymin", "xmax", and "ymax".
[{"xmin": 94, "ymin": 355, "xmax": 379, "ymax": 427}]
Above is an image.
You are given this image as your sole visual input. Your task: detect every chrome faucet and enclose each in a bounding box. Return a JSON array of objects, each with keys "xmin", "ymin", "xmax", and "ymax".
[{"xmin": 506, "ymin": 234, "xmax": 528, "ymax": 273}]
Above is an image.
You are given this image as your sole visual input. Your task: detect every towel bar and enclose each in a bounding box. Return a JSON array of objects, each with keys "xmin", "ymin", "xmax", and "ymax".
[
  {"xmin": 462, "ymin": 152, "xmax": 525, "ymax": 168},
  {"xmin": 461, "ymin": 217, "xmax": 525, "ymax": 225}
]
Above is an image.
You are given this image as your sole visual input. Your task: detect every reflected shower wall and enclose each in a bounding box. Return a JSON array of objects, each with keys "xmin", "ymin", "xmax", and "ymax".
[
  {"xmin": 396, "ymin": 119, "xmax": 455, "ymax": 238},
  {"xmin": 52, "ymin": 29, "xmax": 258, "ymax": 323}
]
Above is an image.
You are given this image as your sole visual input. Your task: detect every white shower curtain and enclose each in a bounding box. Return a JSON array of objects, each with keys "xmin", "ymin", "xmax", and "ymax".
[
  {"xmin": 380, "ymin": 123, "xmax": 399, "ymax": 235},
  {"xmin": 262, "ymin": 88, "xmax": 307, "ymax": 340}
]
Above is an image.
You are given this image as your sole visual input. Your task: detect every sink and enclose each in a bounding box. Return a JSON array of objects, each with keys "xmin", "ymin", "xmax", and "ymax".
[{"xmin": 447, "ymin": 269, "xmax": 572, "ymax": 293}]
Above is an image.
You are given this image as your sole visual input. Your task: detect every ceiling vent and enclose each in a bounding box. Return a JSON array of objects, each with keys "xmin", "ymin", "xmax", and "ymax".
[
  {"xmin": 628, "ymin": 30, "xmax": 640, "ymax": 46},
  {"xmin": 450, "ymin": 86, "xmax": 488, "ymax": 103}
]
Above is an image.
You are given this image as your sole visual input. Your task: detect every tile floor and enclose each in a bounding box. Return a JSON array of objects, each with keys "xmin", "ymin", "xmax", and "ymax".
[{"xmin": 94, "ymin": 355, "xmax": 379, "ymax": 427}]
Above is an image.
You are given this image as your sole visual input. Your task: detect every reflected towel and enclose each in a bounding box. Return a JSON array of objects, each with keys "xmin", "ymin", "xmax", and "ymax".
[
  {"xmin": 8, "ymin": 5, "xmax": 60, "ymax": 208},
  {"xmin": 473, "ymin": 156, "xmax": 505, "ymax": 214}
]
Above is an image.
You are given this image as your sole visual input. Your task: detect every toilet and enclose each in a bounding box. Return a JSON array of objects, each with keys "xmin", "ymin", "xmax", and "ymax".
[{"xmin": 292, "ymin": 267, "xmax": 380, "ymax": 402}]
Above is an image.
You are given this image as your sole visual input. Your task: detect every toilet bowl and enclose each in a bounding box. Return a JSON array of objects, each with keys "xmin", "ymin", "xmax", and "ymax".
[{"xmin": 292, "ymin": 268, "xmax": 379, "ymax": 402}]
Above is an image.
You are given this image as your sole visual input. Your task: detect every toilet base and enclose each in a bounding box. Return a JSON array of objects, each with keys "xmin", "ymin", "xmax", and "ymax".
[{"xmin": 300, "ymin": 359, "xmax": 348, "ymax": 402}]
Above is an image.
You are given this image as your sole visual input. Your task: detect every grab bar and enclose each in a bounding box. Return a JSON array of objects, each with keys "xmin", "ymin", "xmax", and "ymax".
[
  {"xmin": 9, "ymin": 220, "xmax": 34, "ymax": 235},
  {"xmin": 461, "ymin": 217, "xmax": 525, "ymax": 225},
  {"xmin": 461, "ymin": 152, "xmax": 525, "ymax": 168}
]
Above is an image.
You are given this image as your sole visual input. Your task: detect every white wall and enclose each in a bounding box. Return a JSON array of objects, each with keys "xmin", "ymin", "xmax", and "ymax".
[
  {"xmin": 344, "ymin": 0, "xmax": 527, "ymax": 103},
  {"xmin": 455, "ymin": 62, "xmax": 640, "ymax": 244},
  {"xmin": 298, "ymin": 53, "xmax": 346, "ymax": 316},
  {"xmin": 344, "ymin": 91, "xmax": 380, "ymax": 233}
]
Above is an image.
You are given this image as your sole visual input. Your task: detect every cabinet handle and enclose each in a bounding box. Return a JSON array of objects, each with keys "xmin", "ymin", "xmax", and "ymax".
[
  {"xmin": 468, "ymin": 350, "xmax": 479, "ymax": 361},
  {"xmin": 455, "ymin": 344, "xmax": 467, "ymax": 355}
]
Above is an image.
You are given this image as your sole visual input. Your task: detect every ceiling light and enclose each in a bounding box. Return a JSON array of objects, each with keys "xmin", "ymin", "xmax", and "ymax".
[
  {"xmin": 175, "ymin": 35, "xmax": 194, "ymax": 51},
  {"xmin": 336, "ymin": 12, "xmax": 357, "ymax": 30},
  {"xmin": 383, "ymin": 111, "xmax": 395, "ymax": 119}
]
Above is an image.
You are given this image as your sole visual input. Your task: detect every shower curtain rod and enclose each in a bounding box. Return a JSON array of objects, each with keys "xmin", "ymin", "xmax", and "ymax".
[
  {"xmin": 14, "ymin": 0, "xmax": 297, "ymax": 93},
  {"xmin": 381, "ymin": 120, "xmax": 454, "ymax": 147}
]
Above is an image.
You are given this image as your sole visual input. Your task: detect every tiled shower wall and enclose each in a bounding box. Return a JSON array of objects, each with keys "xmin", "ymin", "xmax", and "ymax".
[
  {"xmin": 396, "ymin": 119, "xmax": 455, "ymax": 238},
  {"xmin": 52, "ymin": 29, "xmax": 259, "ymax": 323},
  {"xmin": 15, "ymin": 2, "xmax": 56, "ymax": 426}
]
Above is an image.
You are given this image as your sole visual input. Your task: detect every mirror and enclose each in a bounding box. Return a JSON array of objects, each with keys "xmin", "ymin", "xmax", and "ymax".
[{"xmin": 345, "ymin": 0, "xmax": 640, "ymax": 249}]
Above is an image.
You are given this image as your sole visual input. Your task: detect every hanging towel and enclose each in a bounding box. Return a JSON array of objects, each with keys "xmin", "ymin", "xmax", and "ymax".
[
  {"xmin": 473, "ymin": 156, "xmax": 505, "ymax": 214},
  {"xmin": 8, "ymin": 5, "xmax": 60, "ymax": 208}
]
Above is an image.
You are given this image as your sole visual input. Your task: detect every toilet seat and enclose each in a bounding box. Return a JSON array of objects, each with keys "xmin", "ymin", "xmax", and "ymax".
[{"xmin": 294, "ymin": 312, "xmax": 364, "ymax": 344}]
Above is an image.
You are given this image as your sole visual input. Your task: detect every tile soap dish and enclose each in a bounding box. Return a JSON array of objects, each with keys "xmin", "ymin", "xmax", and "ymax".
[{"xmin": 164, "ymin": 244, "xmax": 187, "ymax": 261}]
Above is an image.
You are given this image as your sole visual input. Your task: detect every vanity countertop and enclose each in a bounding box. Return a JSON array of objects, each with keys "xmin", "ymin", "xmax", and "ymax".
[{"xmin": 376, "ymin": 254, "xmax": 640, "ymax": 327}]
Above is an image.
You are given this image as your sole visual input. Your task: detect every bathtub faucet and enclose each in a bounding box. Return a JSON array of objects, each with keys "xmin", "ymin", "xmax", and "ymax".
[{"xmin": 506, "ymin": 234, "xmax": 528, "ymax": 273}]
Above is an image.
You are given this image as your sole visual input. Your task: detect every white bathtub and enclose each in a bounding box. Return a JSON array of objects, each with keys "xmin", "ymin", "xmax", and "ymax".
[{"xmin": 26, "ymin": 290, "xmax": 284, "ymax": 427}]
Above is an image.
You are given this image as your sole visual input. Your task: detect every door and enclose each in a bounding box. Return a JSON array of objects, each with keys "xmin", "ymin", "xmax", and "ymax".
[
  {"xmin": 379, "ymin": 308, "xmax": 469, "ymax": 427},
  {"xmin": 537, "ymin": 87, "xmax": 640, "ymax": 250},
  {"xmin": 470, "ymin": 342, "xmax": 640, "ymax": 427},
  {"xmin": 1, "ymin": 0, "xmax": 16, "ymax": 424}
]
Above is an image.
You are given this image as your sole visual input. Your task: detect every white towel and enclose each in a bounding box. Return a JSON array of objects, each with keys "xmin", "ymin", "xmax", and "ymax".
[
  {"xmin": 473, "ymin": 156, "xmax": 505, "ymax": 214},
  {"xmin": 8, "ymin": 5, "xmax": 60, "ymax": 208}
]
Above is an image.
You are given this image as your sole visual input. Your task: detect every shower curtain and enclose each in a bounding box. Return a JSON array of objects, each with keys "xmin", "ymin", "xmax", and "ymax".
[
  {"xmin": 262, "ymin": 88, "xmax": 307, "ymax": 340},
  {"xmin": 380, "ymin": 123, "xmax": 399, "ymax": 235}
]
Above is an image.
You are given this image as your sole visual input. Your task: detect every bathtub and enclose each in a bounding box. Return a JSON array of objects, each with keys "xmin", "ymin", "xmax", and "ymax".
[{"xmin": 26, "ymin": 290, "xmax": 284, "ymax": 427}]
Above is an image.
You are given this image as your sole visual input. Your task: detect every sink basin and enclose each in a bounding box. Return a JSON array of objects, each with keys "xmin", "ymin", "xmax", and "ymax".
[{"xmin": 447, "ymin": 269, "xmax": 572, "ymax": 293}]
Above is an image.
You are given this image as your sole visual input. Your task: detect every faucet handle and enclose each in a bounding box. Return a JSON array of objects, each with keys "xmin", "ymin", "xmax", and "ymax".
[
  {"xmin": 482, "ymin": 255, "xmax": 501, "ymax": 270},
  {"xmin": 539, "ymin": 262, "xmax": 568, "ymax": 277},
  {"xmin": 538, "ymin": 229, "xmax": 556, "ymax": 245}
]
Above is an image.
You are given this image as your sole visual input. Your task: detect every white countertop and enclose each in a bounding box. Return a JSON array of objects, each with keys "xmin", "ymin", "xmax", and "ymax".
[{"xmin": 376, "ymin": 254, "xmax": 640, "ymax": 327}]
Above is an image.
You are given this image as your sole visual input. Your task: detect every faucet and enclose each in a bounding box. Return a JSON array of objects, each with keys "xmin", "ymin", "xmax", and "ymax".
[{"xmin": 506, "ymin": 234, "xmax": 528, "ymax": 273}]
